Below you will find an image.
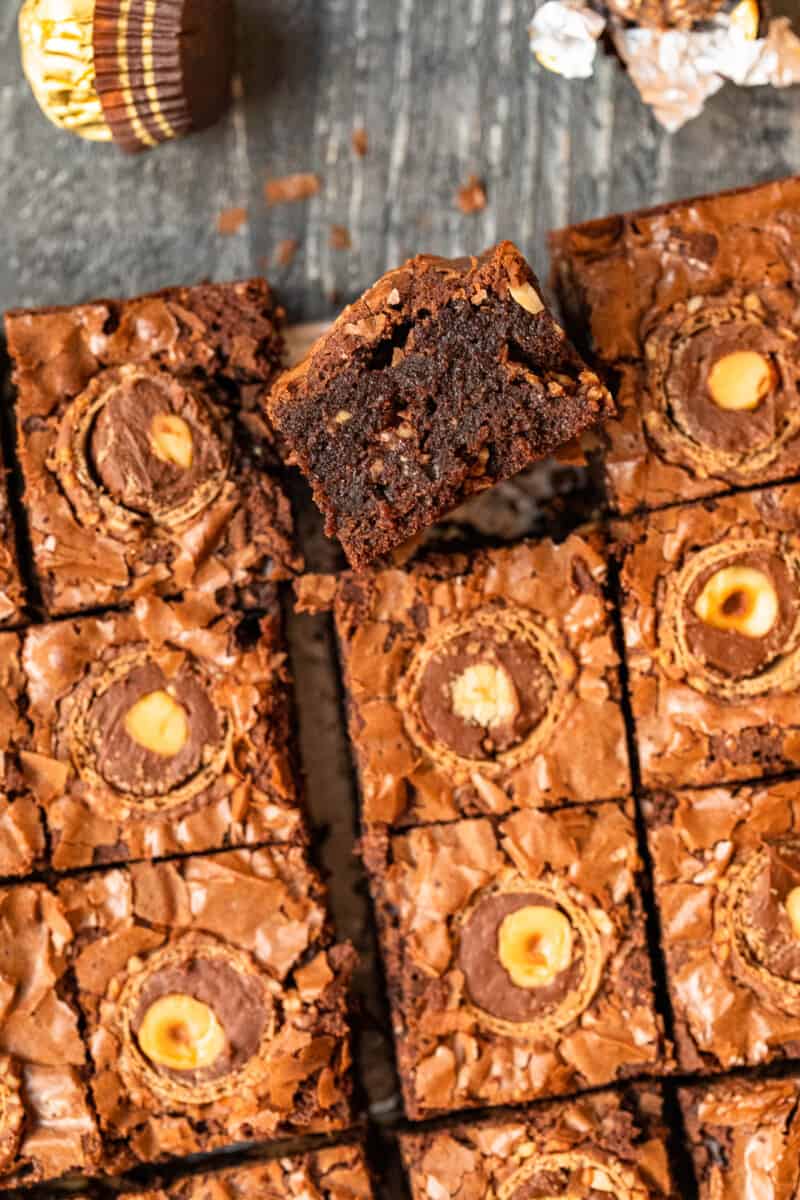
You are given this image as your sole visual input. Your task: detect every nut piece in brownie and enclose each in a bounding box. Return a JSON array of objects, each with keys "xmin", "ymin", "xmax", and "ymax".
[
  {"xmin": 550, "ymin": 177, "xmax": 800, "ymax": 513},
  {"xmin": 647, "ymin": 780, "xmax": 800, "ymax": 1073},
  {"xmin": 297, "ymin": 535, "xmax": 629, "ymax": 828},
  {"xmin": 401, "ymin": 1086, "xmax": 675, "ymax": 1198},
  {"xmin": 20, "ymin": 594, "xmax": 305, "ymax": 870},
  {"xmin": 5, "ymin": 279, "xmax": 301, "ymax": 615},
  {"xmin": 0, "ymin": 634, "xmax": 45, "ymax": 876},
  {"xmin": 680, "ymin": 1073, "xmax": 800, "ymax": 1198},
  {"xmin": 0, "ymin": 883, "xmax": 101, "ymax": 1188},
  {"xmin": 618, "ymin": 485, "xmax": 800, "ymax": 789},
  {"xmin": 364, "ymin": 803, "xmax": 667, "ymax": 1119},
  {"xmin": 269, "ymin": 242, "xmax": 613, "ymax": 568},
  {"xmin": 119, "ymin": 1144, "xmax": 374, "ymax": 1198},
  {"xmin": 0, "ymin": 449, "xmax": 23, "ymax": 626},
  {"xmin": 59, "ymin": 848, "xmax": 355, "ymax": 1170}
]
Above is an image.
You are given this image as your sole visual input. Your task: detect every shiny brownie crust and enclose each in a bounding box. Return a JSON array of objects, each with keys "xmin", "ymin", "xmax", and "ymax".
[
  {"xmin": 363, "ymin": 803, "xmax": 668, "ymax": 1119},
  {"xmin": 59, "ymin": 848, "xmax": 354, "ymax": 1172},
  {"xmin": 617, "ymin": 485, "xmax": 800, "ymax": 789},
  {"xmin": 400, "ymin": 1086, "xmax": 676, "ymax": 1199},
  {"xmin": 0, "ymin": 633, "xmax": 45, "ymax": 877},
  {"xmin": 298, "ymin": 534, "xmax": 630, "ymax": 828},
  {"xmin": 550, "ymin": 176, "xmax": 800, "ymax": 513},
  {"xmin": 269, "ymin": 242, "xmax": 612, "ymax": 568},
  {"xmin": 0, "ymin": 447, "xmax": 24, "ymax": 626},
  {"xmin": 5, "ymin": 278, "xmax": 300, "ymax": 615}
]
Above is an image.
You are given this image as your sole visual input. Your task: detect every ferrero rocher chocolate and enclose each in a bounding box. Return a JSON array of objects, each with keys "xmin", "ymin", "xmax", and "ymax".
[{"xmin": 19, "ymin": 0, "xmax": 234, "ymax": 152}]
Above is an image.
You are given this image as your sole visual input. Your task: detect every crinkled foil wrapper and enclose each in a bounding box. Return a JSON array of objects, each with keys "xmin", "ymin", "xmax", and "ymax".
[
  {"xmin": 18, "ymin": 0, "xmax": 111, "ymax": 140},
  {"xmin": 530, "ymin": 0, "xmax": 800, "ymax": 130}
]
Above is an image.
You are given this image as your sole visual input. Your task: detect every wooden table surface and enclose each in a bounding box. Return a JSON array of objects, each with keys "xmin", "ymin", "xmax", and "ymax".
[{"xmin": 2, "ymin": 2, "xmax": 800, "ymax": 1196}]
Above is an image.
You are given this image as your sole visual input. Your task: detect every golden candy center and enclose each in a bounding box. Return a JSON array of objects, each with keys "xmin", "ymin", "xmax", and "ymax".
[
  {"xmin": 707, "ymin": 351, "xmax": 775, "ymax": 413},
  {"xmin": 450, "ymin": 662, "xmax": 518, "ymax": 729},
  {"xmin": 138, "ymin": 994, "xmax": 226, "ymax": 1071},
  {"xmin": 124, "ymin": 690, "xmax": 190, "ymax": 757},
  {"xmin": 149, "ymin": 414, "xmax": 194, "ymax": 470},
  {"xmin": 498, "ymin": 905, "xmax": 574, "ymax": 989},
  {"xmin": 694, "ymin": 566, "xmax": 779, "ymax": 639}
]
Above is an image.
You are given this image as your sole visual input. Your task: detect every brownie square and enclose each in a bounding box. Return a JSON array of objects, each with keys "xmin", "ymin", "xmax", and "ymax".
[
  {"xmin": 0, "ymin": 633, "xmax": 45, "ymax": 877},
  {"xmin": 120, "ymin": 1144, "xmax": 374, "ymax": 1198},
  {"xmin": 0, "ymin": 882, "xmax": 101, "ymax": 1188},
  {"xmin": 618, "ymin": 484, "xmax": 800, "ymax": 789},
  {"xmin": 20, "ymin": 595, "xmax": 305, "ymax": 869},
  {"xmin": 401, "ymin": 1086, "xmax": 676, "ymax": 1198},
  {"xmin": 680, "ymin": 1073, "xmax": 800, "ymax": 1198},
  {"xmin": 364, "ymin": 803, "xmax": 667, "ymax": 1119},
  {"xmin": 550, "ymin": 177, "xmax": 800, "ymax": 514},
  {"xmin": 299, "ymin": 534, "xmax": 630, "ymax": 829},
  {"xmin": 0, "ymin": 450, "xmax": 23, "ymax": 626},
  {"xmin": 59, "ymin": 847, "xmax": 355, "ymax": 1170},
  {"xmin": 647, "ymin": 780, "xmax": 800, "ymax": 1073},
  {"xmin": 5, "ymin": 278, "xmax": 301, "ymax": 615},
  {"xmin": 269, "ymin": 242, "xmax": 613, "ymax": 568}
]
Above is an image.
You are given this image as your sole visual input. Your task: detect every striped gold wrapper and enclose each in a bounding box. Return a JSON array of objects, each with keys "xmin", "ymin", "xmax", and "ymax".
[{"xmin": 18, "ymin": 0, "xmax": 234, "ymax": 152}]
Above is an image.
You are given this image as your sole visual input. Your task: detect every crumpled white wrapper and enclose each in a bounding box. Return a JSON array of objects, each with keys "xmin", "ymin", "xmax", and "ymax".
[{"xmin": 530, "ymin": 1, "xmax": 800, "ymax": 130}]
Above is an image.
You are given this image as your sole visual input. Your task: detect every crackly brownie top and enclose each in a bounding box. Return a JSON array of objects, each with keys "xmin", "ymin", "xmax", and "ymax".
[
  {"xmin": 648, "ymin": 781, "xmax": 800, "ymax": 1067},
  {"xmin": 0, "ymin": 450, "xmax": 23, "ymax": 627},
  {"xmin": 401, "ymin": 1087, "xmax": 674, "ymax": 1199},
  {"xmin": 299, "ymin": 535, "xmax": 628, "ymax": 824},
  {"xmin": 125, "ymin": 1144, "xmax": 374, "ymax": 1198},
  {"xmin": 681, "ymin": 1075, "xmax": 800, "ymax": 1198}
]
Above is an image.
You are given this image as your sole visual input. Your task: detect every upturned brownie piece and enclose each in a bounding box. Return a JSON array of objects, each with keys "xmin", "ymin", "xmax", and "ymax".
[
  {"xmin": 0, "ymin": 883, "xmax": 101, "ymax": 1189},
  {"xmin": 20, "ymin": 594, "xmax": 305, "ymax": 869},
  {"xmin": 119, "ymin": 1144, "xmax": 374, "ymax": 1198},
  {"xmin": 0, "ymin": 633, "xmax": 45, "ymax": 876},
  {"xmin": 0, "ymin": 449, "xmax": 24, "ymax": 626},
  {"xmin": 5, "ymin": 278, "xmax": 301, "ymax": 615},
  {"xmin": 59, "ymin": 848, "xmax": 355, "ymax": 1171},
  {"xmin": 680, "ymin": 1074, "xmax": 800, "ymax": 1197},
  {"xmin": 647, "ymin": 780, "xmax": 800, "ymax": 1073},
  {"xmin": 550, "ymin": 177, "xmax": 800, "ymax": 514},
  {"xmin": 269, "ymin": 242, "xmax": 613, "ymax": 568},
  {"xmin": 401, "ymin": 1086, "xmax": 676, "ymax": 1198},
  {"xmin": 364, "ymin": 802, "xmax": 667, "ymax": 1119},
  {"xmin": 618, "ymin": 484, "xmax": 800, "ymax": 789},
  {"xmin": 297, "ymin": 535, "xmax": 629, "ymax": 828}
]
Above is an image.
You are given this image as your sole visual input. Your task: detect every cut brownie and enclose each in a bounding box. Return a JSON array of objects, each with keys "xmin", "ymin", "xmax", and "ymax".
[
  {"xmin": 401, "ymin": 1086, "xmax": 676, "ymax": 1198},
  {"xmin": 550, "ymin": 176, "xmax": 800, "ymax": 513},
  {"xmin": 20, "ymin": 595, "xmax": 305, "ymax": 869},
  {"xmin": 364, "ymin": 803, "xmax": 667, "ymax": 1119},
  {"xmin": 0, "ymin": 882, "xmax": 101, "ymax": 1189},
  {"xmin": 680, "ymin": 1073, "xmax": 800, "ymax": 1198},
  {"xmin": 618, "ymin": 484, "xmax": 800, "ymax": 789},
  {"xmin": 0, "ymin": 633, "xmax": 45, "ymax": 877},
  {"xmin": 0, "ymin": 447, "xmax": 24, "ymax": 626},
  {"xmin": 269, "ymin": 242, "xmax": 613, "ymax": 568},
  {"xmin": 647, "ymin": 780, "xmax": 800, "ymax": 1073},
  {"xmin": 297, "ymin": 535, "xmax": 630, "ymax": 828},
  {"xmin": 5, "ymin": 278, "xmax": 301, "ymax": 615},
  {"xmin": 59, "ymin": 847, "xmax": 355, "ymax": 1171},
  {"xmin": 118, "ymin": 1144, "xmax": 374, "ymax": 1198},
  {"xmin": 605, "ymin": 0, "xmax": 725, "ymax": 26}
]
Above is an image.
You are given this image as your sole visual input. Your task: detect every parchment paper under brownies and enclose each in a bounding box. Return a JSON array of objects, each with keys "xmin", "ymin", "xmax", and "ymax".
[
  {"xmin": 647, "ymin": 780, "xmax": 800, "ymax": 1073},
  {"xmin": 0, "ymin": 450, "xmax": 23, "ymax": 626},
  {"xmin": 59, "ymin": 848, "xmax": 355, "ymax": 1171},
  {"xmin": 618, "ymin": 485, "xmax": 800, "ymax": 789},
  {"xmin": 270, "ymin": 242, "xmax": 613, "ymax": 568},
  {"xmin": 364, "ymin": 802, "xmax": 667, "ymax": 1119},
  {"xmin": 0, "ymin": 634, "xmax": 45, "ymax": 877},
  {"xmin": 120, "ymin": 1144, "xmax": 374, "ymax": 1198},
  {"xmin": 680, "ymin": 1073, "xmax": 800, "ymax": 1198},
  {"xmin": 401, "ymin": 1086, "xmax": 675, "ymax": 1199},
  {"xmin": 20, "ymin": 595, "xmax": 304, "ymax": 869},
  {"xmin": 0, "ymin": 882, "xmax": 100, "ymax": 1189},
  {"xmin": 550, "ymin": 176, "xmax": 800, "ymax": 513},
  {"xmin": 5, "ymin": 278, "xmax": 300, "ymax": 615},
  {"xmin": 297, "ymin": 535, "xmax": 630, "ymax": 828}
]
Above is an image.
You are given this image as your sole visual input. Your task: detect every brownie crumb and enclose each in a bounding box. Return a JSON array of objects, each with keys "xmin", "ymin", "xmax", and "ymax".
[
  {"xmin": 274, "ymin": 237, "xmax": 300, "ymax": 267},
  {"xmin": 216, "ymin": 206, "xmax": 248, "ymax": 234},
  {"xmin": 265, "ymin": 172, "xmax": 321, "ymax": 206},
  {"xmin": 457, "ymin": 174, "xmax": 487, "ymax": 214},
  {"xmin": 352, "ymin": 127, "xmax": 369, "ymax": 157},
  {"xmin": 330, "ymin": 224, "xmax": 351, "ymax": 250}
]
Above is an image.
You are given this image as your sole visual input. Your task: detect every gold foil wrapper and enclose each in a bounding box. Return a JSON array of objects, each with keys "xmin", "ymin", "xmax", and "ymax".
[{"xmin": 19, "ymin": 0, "xmax": 110, "ymax": 140}]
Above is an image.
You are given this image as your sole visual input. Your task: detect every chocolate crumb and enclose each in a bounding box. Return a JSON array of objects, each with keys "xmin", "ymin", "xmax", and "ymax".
[
  {"xmin": 265, "ymin": 173, "xmax": 321, "ymax": 206},
  {"xmin": 457, "ymin": 175, "xmax": 487, "ymax": 215},
  {"xmin": 216, "ymin": 207, "xmax": 248, "ymax": 235},
  {"xmin": 274, "ymin": 238, "xmax": 299, "ymax": 268},
  {"xmin": 352, "ymin": 127, "xmax": 369, "ymax": 157},
  {"xmin": 330, "ymin": 225, "xmax": 351, "ymax": 251}
]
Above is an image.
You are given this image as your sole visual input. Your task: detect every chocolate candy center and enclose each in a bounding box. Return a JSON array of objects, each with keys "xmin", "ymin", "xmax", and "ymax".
[{"xmin": 87, "ymin": 661, "xmax": 221, "ymax": 798}]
